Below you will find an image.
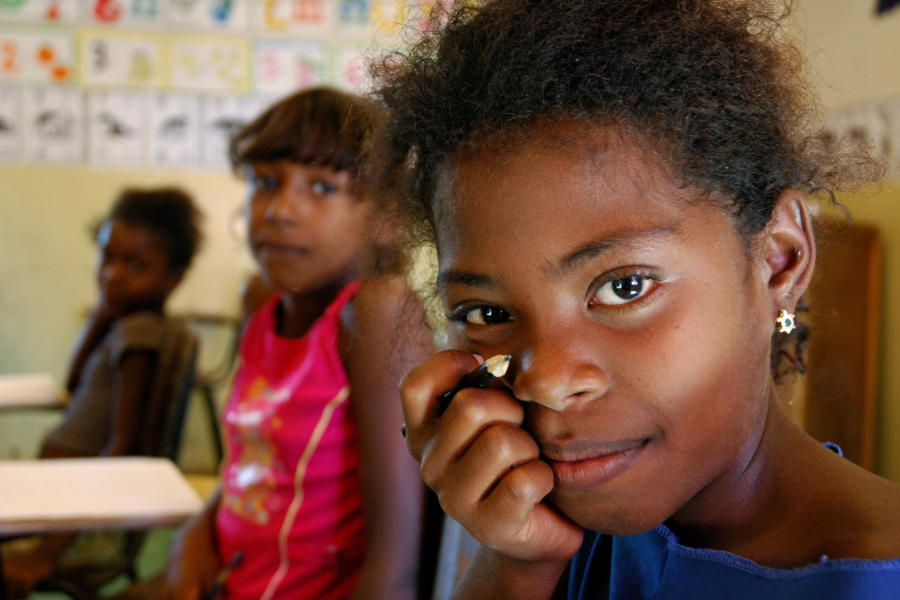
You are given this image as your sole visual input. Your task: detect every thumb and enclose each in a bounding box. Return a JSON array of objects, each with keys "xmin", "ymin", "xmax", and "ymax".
[{"xmin": 521, "ymin": 502, "xmax": 585, "ymax": 562}]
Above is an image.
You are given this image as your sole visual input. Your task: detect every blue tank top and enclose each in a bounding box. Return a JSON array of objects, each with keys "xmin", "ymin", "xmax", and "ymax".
[
  {"xmin": 568, "ymin": 442, "xmax": 900, "ymax": 598},
  {"xmin": 568, "ymin": 525, "xmax": 900, "ymax": 599}
]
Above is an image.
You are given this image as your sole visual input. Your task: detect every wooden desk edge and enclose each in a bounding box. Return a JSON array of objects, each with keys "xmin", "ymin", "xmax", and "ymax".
[{"xmin": 0, "ymin": 511, "xmax": 197, "ymax": 537}]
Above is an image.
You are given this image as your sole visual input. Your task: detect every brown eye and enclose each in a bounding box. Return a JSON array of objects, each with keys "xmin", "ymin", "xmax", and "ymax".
[
  {"xmin": 465, "ymin": 305, "xmax": 510, "ymax": 325},
  {"xmin": 592, "ymin": 275, "xmax": 656, "ymax": 306}
]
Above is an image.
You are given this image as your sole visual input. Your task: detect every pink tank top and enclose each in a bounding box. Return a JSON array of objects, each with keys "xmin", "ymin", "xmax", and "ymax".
[{"xmin": 216, "ymin": 282, "xmax": 365, "ymax": 600}]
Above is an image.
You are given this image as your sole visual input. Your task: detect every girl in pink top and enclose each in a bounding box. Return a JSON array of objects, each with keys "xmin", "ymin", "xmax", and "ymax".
[{"xmin": 159, "ymin": 87, "xmax": 434, "ymax": 600}]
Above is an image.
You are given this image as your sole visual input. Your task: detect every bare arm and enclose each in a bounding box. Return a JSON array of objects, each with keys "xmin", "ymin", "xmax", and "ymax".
[
  {"xmin": 342, "ymin": 274, "xmax": 437, "ymax": 600},
  {"xmin": 160, "ymin": 488, "xmax": 224, "ymax": 600},
  {"xmin": 453, "ymin": 544, "xmax": 570, "ymax": 600},
  {"xmin": 101, "ymin": 349, "xmax": 157, "ymax": 456}
]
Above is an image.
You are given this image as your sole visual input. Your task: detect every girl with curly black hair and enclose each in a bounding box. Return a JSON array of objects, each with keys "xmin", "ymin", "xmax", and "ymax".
[{"xmin": 375, "ymin": 1, "xmax": 900, "ymax": 597}]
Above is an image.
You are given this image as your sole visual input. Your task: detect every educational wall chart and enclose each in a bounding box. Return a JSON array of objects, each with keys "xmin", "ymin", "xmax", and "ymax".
[{"xmin": 0, "ymin": 0, "xmax": 448, "ymax": 168}]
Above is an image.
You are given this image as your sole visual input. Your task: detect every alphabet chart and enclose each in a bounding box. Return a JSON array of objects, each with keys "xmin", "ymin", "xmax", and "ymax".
[{"xmin": 0, "ymin": 0, "xmax": 411, "ymax": 168}]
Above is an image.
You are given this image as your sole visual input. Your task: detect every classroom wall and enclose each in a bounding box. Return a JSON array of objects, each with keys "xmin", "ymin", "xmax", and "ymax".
[
  {"xmin": 789, "ymin": 1, "xmax": 900, "ymax": 481},
  {"xmin": 0, "ymin": 164, "xmax": 252, "ymax": 469},
  {"xmin": 2, "ymin": 1, "xmax": 900, "ymax": 480}
]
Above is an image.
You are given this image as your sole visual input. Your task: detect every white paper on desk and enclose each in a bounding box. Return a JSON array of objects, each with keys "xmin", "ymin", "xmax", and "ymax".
[
  {"xmin": 0, "ymin": 373, "xmax": 59, "ymax": 407},
  {"xmin": 0, "ymin": 457, "xmax": 202, "ymax": 529}
]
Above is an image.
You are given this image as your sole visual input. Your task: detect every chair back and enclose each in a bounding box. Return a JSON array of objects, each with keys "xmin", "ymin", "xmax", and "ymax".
[
  {"xmin": 33, "ymin": 320, "xmax": 200, "ymax": 599},
  {"xmin": 140, "ymin": 319, "xmax": 199, "ymax": 461}
]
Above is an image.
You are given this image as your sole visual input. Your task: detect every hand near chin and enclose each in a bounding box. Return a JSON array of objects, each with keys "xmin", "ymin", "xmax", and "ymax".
[{"xmin": 401, "ymin": 350, "xmax": 584, "ymax": 564}]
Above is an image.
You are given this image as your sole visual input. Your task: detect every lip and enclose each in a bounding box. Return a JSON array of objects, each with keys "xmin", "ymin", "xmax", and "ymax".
[
  {"xmin": 254, "ymin": 242, "xmax": 309, "ymax": 257},
  {"xmin": 545, "ymin": 439, "xmax": 649, "ymax": 492}
]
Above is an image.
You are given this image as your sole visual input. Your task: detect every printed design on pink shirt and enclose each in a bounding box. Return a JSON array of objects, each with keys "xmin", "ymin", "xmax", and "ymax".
[{"xmin": 223, "ymin": 375, "xmax": 292, "ymax": 525}]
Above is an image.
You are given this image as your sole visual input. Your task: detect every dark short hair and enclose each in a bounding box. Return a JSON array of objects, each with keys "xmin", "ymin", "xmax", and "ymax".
[
  {"xmin": 107, "ymin": 187, "xmax": 203, "ymax": 271},
  {"xmin": 229, "ymin": 86, "xmax": 381, "ymax": 191}
]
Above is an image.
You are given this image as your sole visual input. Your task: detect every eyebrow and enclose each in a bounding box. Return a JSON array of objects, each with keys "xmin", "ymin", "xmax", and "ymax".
[
  {"xmin": 437, "ymin": 225, "xmax": 677, "ymax": 292},
  {"xmin": 554, "ymin": 225, "xmax": 677, "ymax": 276},
  {"xmin": 437, "ymin": 270, "xmax": 498, "ymax": 292}
]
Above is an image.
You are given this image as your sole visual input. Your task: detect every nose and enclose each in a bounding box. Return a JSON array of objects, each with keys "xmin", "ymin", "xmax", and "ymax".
[
  {"xmin": 263, "ymin": 185, "xmax": 305, "ymax": 223},
  {"xmin": 512, "ymin": 327, "xmax": 609, "ymax": 411}
]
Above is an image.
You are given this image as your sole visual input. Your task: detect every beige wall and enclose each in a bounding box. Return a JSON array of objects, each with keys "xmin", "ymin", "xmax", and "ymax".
[
  {"xmin": 789, "ymin": 1, "xmax": 900, "ymax": 480},
  {"xmin": 0, "ymin": 165, "xmax": 252, "ymax": 470},
  {"xmin": 792, "ymin": 2, "xmax": 900, "ymax": 110}
]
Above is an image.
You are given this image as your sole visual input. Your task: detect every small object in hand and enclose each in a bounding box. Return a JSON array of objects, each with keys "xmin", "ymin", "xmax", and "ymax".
[
  {"xmin": 437, "ymin": 354, "xmax": 511, "ymax": 413},
  {"xmin": 202, "ymin": 550, "xmax": 244, "ymax": 600},
  {"xmin": 401, "ymin": 423, "xmax": 407, "ymax": 438}
]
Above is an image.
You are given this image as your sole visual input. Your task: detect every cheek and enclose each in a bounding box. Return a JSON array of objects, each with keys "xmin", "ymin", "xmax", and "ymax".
[{"xmin": 622, "ymin": 277, "xmax": 770, "ymax": 434}]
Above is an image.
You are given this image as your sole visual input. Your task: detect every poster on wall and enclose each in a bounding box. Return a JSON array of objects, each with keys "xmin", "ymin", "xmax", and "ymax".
[
  {"xmin": 0, "ymin": 29, "xmax": 75, "ymax": 84},
  {"xmin": 0, "ymin": 0, "xmax": 80, "ymax": 23},
  {"xmin": 249, "ymin": 0, "xmax": 333, "ymax": 34},
  {"xmin": 166, "ymin": 35, "xmax": 249, "ymax": 93},
  {"xmin": 0, "ymin": 85, "xmax": 23, "ymax": 159},
  {"xmin": 78, "ymin": 30, "xmax": 163, "ymax": 88},
  {"xmin": 253, "ymin": 38, "xmax": 325, "ymax": 96},
  {"xmin": 335, "ymin": 0, "xmax": 408, "ymax": 36},
  {"xmin": 148, "ymin": 91, "xmax": 199, "ymax": 166},
  {"xmin": 162, "ymin": 0, "xmax": 250, "ymax": 31},
  {"xmin": 87, "ymin": 89, "xmax": 148, "ymax": 164},
  {"xmin": 199, "ymin": 93, "xmax": 263, "ymax": 167},
  {"xmin": 81, "ymin": 0, "xmax": 163, "ymax": 27},
  {"xmin": 334, "ymin": 45, "xmax": 370, "ymax": 93},
  {"xmin": 23, "ymin": 85, "xmax": 83, "ymax": 161},
  {"xmin": 0, "ymin": 0, "xmax": 408, "ymax": 169}
]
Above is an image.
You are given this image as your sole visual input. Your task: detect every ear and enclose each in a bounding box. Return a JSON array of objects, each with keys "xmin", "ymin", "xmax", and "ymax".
[{"xmin": 761, "ymin": 189, "xmax": 816, "ymax": 315}]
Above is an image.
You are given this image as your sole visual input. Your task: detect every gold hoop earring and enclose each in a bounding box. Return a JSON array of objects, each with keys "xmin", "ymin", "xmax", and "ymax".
[{"xmin": 776, "ymin": 309, "xmax": 796, "ymax": 334}]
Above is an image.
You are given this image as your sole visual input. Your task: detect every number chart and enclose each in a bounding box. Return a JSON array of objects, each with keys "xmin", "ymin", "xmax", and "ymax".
[{"xmin": 0, "ymin": 0, "xmax": 411, "ymax": 168}]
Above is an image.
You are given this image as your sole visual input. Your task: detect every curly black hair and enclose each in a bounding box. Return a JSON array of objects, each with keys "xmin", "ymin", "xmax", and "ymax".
[
  {"xmin": 371, "ymin": 0, "xmax": 876, "ymax": 379},
  {"xmin": 106, "ymin": 187, "xmax": 203, "ymax": 272}
]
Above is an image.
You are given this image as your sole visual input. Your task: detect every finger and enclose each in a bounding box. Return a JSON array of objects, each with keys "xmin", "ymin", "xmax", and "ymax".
[
  {"xmin": 480, "ymin": 458, "xmax": 556, "ymax": 529},
  {"xmin": 400, "ymin": 350, "xmax": 482, "ymax": 458},
  {"xmin": 419, "ymin": 387, "xmax": 525, "ymax": 489},
  {"xmin": 434, "ymin": 422, "xmax": 540, "ymax": 516},
  {"xmin": 476, "ymin": 459, "xmax": 583, "ymax": 561}
]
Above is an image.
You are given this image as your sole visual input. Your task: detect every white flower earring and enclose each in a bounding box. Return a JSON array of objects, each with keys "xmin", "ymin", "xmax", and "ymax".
[{"xmin": 776, "ymin": 309, "xmax": 796, "ymax": 334}]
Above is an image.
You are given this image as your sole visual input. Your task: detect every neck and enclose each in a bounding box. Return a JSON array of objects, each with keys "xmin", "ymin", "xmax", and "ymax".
[
  {"xmin": 275, "ymin": 278, "xmax": 353, "ymax": 338},
  {"xmin": 665, "ymin": 387, "xmax": 810, "ymax": 558}
]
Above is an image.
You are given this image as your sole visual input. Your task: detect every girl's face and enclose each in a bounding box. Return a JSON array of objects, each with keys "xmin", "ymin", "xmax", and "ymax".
[
  {"xmin": 246, "ymin": 159, "xmax": 367, "ymax": 295},
  {"xmin": 436, "ymin": 124, "xmax": 777, "ymax": 534},
  {"xmin": 96, "ymin": 219, "xmax": 180, "ymax": 316}
]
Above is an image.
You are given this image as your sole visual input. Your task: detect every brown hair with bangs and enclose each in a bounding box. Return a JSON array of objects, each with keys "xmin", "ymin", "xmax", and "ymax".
[{"xmin": 229, "ymin": 86, "xmax": 380, "ymax": 192}]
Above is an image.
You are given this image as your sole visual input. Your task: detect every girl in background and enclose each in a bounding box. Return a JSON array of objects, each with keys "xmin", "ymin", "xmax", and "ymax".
[
  {"xmin": 4, "ymin": 187, "xmax": 202, "ymax": 598},
  {"xmin": 375, "ymin": 1, "xmax": 900, "ymax": 598},
  {"xmin": 160, "ymin": 87, "xmax": 434, "ymax": 600}
]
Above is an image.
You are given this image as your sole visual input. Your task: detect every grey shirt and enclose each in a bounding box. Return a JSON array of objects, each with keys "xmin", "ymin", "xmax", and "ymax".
[{"xmin": 43, "ymin": 311, "xmax": 167, "ymax": 456}]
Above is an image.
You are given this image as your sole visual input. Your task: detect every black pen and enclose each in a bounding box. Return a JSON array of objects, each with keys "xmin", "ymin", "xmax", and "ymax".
[
  {"xmin": 201, "ymin": 550, "xmax": 244, "ymax": 600},
  {"xmin": 437, "ymin": 354, "xmax": 511, "ymax": 413}
]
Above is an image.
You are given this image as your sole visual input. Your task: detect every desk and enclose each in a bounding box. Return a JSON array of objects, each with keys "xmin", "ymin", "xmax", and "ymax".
[
  {"xmin": 0, "ymin": 457, "xmax": 202, "ymax": 536},
  {"xmin": 0, "ymin": 457, "xmax": 202, "ymax": 599},
  {"xmin": 0, "ymin": 373, "xmax": 64, "ymax": 411}
]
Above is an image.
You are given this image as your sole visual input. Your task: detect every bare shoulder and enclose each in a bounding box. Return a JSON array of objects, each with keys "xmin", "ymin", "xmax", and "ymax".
[
  {"xmin": 341, "ymin": 274, "xmax": 427, "ymax": 337},
  {"xmin": 340, "ymin": 274, "xmax": 435, "ymax": 371}
]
